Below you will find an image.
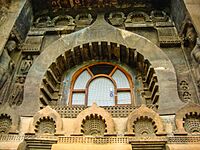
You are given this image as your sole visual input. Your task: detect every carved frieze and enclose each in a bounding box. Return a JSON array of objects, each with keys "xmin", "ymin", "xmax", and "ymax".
[
  {"xmin": 21, "ymin": 35, "xmax": 44, "ymax": 54},
  {"xmin": 34, "ymin": 15, "xmax": 76, "ymax": 32},
  {"xmin": 156, "ymin": 27, "xmax": 181, "ymax": 47}
]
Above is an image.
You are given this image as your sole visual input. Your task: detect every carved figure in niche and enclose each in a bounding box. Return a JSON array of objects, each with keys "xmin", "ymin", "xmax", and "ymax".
[
  {"xmin": 191, "ymin": 38, "xmax": 200, "ymax": 88},
  {"xmin": 5, "ymin": 40, "xmax": 17, "ymax": 53},
  {"xmin": 0, "ymin": 0, "xmax": 11, "ymax": 26},
  {"xmin": 182, "ymin": 21, "xmax": 197, "ymax": 49},
  {"xmin": 0, "ymin": 50, "xmax": 14, "ymax": 104},
  {"xmin": 9, "ymin": 76, "xmax": 25, "ymax": 106},
  {"xmin": 0, "ymin": 6, "xmax": 8, "ymax": 26},
  {"xmin": 20, "ymin": 55, "xmax": 33, "ymax": 75}
]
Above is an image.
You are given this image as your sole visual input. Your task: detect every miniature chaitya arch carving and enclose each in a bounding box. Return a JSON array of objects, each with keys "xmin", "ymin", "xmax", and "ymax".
[
  {"xmin": 127, "ymin": 105, "xmax": 165, "ymax": 135},
  {"xmin": 74, "ymin": 103, "xmax": 115, "ymax": 134},
  {"xmin": 32, "ymin": 106, "xmax": 62, "ymax": 134},
  {"xmin": 0, "ymin": 114, "xmax": 12, "ymax": 134},
  {"xmin": 175, "ymin": 103, "xmax": 200, "ymax": 134},
  {"xmin": 183, "ymin": 112, "xmax": 200, "ymax": 134},
  {"xmin": 35, "ymin": 116, "xmax": 56, "ymax": 134},
  {"xmin": 81, "ymin": 114, "xmax": 107, "ymax": 136},
  {"xmin": 133, "ymin": 116, "xmax": 157, "ymax": 136}
]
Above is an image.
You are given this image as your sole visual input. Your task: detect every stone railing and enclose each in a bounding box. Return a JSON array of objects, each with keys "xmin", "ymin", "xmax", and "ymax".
[
  {"xmin": 51, "ymin": 105, "xmax": 138, "ymax": 118},
  {"xmin": 58, "ymin": 136, "xmax": 167, "ymax": 144},
  {"xmin": 51, "ymin": 105, "xmax": 157, "ymax": 118},
  {"xmin": 168, "ymin": 136, "xmax": 200, "ymax": 144},
  {"xmin": 0, "ymin": 134, "xmax": 24, "ymax": 142},
  {"xmin": 1, "ymin": 134, "xmax": 200, "ymax": 144}
]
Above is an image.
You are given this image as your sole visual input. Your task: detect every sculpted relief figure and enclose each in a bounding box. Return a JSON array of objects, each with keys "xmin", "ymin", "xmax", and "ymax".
[
  {"xmin": 20, "ymin": 55, "xmax": 33, "ymax": 75},
  {"xmin": 191, "ymin": 38, "xmax": 200, "ymax": 87},
  {"xmin": 0, "ymin": 0, "xmax": 11, "ymax": 25},
  {"xmin": 9, "ymin": 76, "xmax": 25, "ymax": 106},
  {"xmin": 0, "ymin": 50, "xmax": 14, "ymax": 104},
  {"xmin": 181, "ymin": 21, "xmax": 197, "ymax": 49}
]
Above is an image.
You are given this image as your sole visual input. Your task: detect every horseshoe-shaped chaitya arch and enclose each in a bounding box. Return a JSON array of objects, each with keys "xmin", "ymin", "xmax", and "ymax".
[{"xmin": 20, "ymin": 16, "xmax": 184, "ymax": 115}]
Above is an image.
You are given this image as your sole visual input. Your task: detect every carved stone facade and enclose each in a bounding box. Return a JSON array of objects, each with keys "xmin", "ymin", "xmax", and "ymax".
[{"xmin": 0, "ymin": 0, "xmax": 200, "ymax": 150}]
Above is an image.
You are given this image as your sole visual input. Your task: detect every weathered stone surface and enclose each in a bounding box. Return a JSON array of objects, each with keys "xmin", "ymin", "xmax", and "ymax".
[{"xmin": 0, "ymin": 1, "xmax": 200, "ymax": 150}]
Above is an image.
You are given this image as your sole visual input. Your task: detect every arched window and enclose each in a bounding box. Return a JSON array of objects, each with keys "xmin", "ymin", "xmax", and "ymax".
[{"xmin": 69, "ymin": 63, "xmax": 134, "ymax": 106}]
